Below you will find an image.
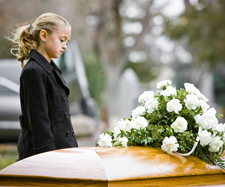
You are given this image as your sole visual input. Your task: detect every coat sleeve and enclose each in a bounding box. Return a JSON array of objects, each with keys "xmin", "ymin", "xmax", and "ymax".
[{"xmin": 21, "ymin": 67, "xmax": 56, "ymax": 154}]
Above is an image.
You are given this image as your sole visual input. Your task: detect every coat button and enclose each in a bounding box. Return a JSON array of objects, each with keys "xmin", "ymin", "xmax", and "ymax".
[
  {"xmin": 62, "ymin": 94, "xmax": 68, "ymax": 100},
  {"xmin": 65, "ymin": 112, "xmax": 69, "ymax": 118},
  {"xmin": 66, "ymin": 130, "xmax": 70, "ymax": 137},
  {"xmin": 64, "ymin": 112, "xmax": 71, "ymax": 118},
  {"xmin": 72, "ymin": 131, "xmax": 75, "ymax": 137}
]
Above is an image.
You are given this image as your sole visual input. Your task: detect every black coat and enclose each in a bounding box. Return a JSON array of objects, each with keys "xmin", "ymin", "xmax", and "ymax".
[{"xmin": 18, "ymin": 50, "xmax": 78, "ymax": 160}]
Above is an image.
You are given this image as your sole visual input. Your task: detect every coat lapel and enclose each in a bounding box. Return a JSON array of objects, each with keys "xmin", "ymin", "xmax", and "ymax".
[
  {"xmin": 28, "ymin": 50, "xmax": 70, "ymax": 96},
  {"xmin": 52, "ymin": 69, "xmax": 70, "ymax": 95}
]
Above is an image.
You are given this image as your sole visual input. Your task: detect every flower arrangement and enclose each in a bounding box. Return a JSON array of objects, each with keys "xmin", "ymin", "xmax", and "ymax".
[{"xmin": 96, "ymin": 80, "xmax": 225, "ymax": 169}]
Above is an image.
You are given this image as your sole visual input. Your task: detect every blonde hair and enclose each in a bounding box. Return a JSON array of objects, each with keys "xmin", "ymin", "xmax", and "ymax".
[{"xmin": 7, "ymin": 13, "xmax": 71, "ymax": 68}]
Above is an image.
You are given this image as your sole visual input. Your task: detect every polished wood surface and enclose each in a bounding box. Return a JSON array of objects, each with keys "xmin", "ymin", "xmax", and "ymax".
[
  {"xmin": 0, "ymin": 147, "xmax": 107, "ymax": 180},
  {"xmin": 95, "ymin": 146, "xmax": 224, "ymax": 180},
  {"xmin": 0, "ymin": 146, "xmax": 225, "ymax": 186},
  {"xmin": 108, "ymin": 174, "xmax": 225, "ymax": 187}
]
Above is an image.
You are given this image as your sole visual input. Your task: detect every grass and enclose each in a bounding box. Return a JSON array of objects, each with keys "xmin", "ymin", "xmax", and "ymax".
[{"xmin": 0, "ymin": 144, "xmax": 18, "ymax": 170}]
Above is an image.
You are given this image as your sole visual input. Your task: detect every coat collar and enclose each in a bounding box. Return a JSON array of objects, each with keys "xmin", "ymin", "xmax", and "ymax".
[{"xmin": 28, "ymin": 50, "xmax": 62, "ymax": 74}]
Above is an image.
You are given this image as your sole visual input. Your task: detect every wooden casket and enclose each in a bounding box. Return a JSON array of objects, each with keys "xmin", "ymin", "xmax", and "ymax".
[{"xmin": 0, "ymin": 146, "xmax": 225, "ymax": 187}]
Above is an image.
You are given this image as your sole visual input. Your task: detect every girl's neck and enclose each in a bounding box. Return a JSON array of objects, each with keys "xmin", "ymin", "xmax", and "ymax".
[{"xmin": 36, "ymin": 47, "xmax": 51, "ymax": 63}]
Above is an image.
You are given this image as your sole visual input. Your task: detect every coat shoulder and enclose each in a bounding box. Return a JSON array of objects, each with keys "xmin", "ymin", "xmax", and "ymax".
[{"xmin": 21, "ymin": 59, "xmax": 47, "ymax": 78}]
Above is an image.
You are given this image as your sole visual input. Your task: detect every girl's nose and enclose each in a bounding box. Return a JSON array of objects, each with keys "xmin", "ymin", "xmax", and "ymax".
[{"xmin": 63, "ymin": 43, "xmax": 67, "ymax": 49}]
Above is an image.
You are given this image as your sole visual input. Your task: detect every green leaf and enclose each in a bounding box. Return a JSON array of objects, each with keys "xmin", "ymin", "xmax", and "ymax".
[
  {"xmin": 113, "ymin": 141, "xmax": 122, "ymax": 146},
  {"xmin": 105, "ymin": 131, "xmax": 113, "ymax": 136},
  {"xmin": 95, "ymin": 142, "xmax": 99, "ymax": 146}
]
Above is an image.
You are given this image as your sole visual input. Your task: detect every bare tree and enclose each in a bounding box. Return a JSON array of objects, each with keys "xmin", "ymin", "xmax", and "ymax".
[{"xmin": 88, "ymin": 0, "xmax": 154, "ymax": 117}]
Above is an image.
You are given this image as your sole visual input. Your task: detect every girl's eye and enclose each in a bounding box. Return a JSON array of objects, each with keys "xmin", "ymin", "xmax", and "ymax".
[{"xmin": 60, "ymin": 39, "xmax": 64, "ymax": 42}]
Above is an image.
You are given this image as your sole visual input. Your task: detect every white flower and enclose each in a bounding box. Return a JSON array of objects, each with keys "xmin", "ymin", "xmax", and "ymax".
[
  {"xmin": 213, "ymin": 123, "xmax": 225, "ymax": 132},
  {"xmin": 171, "ymin": 117, "xmax": 188, "ymax": 133},
  {"xmin": 161, "ymin": 136, "xmax": 179, "ymax": 154},
  {"xmin": 157, "ymin": 79, "xmax": 172, "ymax": 89},
  {"xmin": 209, "ymin": 137, "xmax": 223, "ymax": 152},
  {"xmin": 119, "ymin": 137, "xmax": 128, "ymax": 147},
  {"xmin": 199, "ymin": 130, "xmax": 212, "ymax": 146},
  {"xmin": 184, "ymin": 83, "xmax": 201, "ymax": 97},
  {"xmin": 132, "ymin": 106, "xmax": 145, "ymax": 118},
  {"xmin": 184, "ymin": 94, "xmax": 200, "ymax": 110},
  {"xmin": 132, "ymin": 116, "xmax": 148, "ymax": 130},
  {"xmin": 144, "ymin": 98, "xmax": 158, "ymax": 114},
  {"xmin": 199, "ymin": 94, "xmax": 209, "ymax": 102},
  {"xmin": 113, "ymin": 126, "xmax": 121, "ymax": 140},
  {"xmin": 200, "ymin": 100, "xmax": 210, "ymax": 111},
  {"xmin": 138, "ymin": 91, "xmax": 154, "ymax": 103},
  {"xmin": 194, "ymin": 108, "xmax": 218, "ymax": 130},
  {"xmin": 167, "ymin": 99, "xmax": 182, "ymax": 114},
  {"xmin": 98, "ymin": 133, "xmax": 112, "ymax": 147},
  {"xmin": 161, "ymin": 86, "xmax": 177, "ymax": 96},
  {"xmin": 117, "ymin": 119, "xmax": 133, "ymax": 132},
  {"xmin": 184, "ymin": 83, "xmax": 209, "ymax": 102}
]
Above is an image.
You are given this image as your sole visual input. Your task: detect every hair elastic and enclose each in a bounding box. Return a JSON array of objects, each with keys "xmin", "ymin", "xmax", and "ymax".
[{"xmin": 28, "ymin": 24, "xmax": 33, "ymax": 32}]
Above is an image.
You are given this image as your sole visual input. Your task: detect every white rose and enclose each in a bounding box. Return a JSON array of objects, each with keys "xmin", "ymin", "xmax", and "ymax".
[
  {"xmin": 161, "ymin": 136, "xmax": 179, "ymax": 154},
  {"xmin": 167, "ymin": 99, "xmax": 182, "ymax": 114},
  {"xmin": 132, "ymin": 106, "xmax": 146, "ymax": 118},
  {"xmin": 156, "ymin": 79, "xmax": 172, "ymax": 89},
  {"xmin": 199, "ymin": 130, "xmax": 212, "ymax": 146},
  {"xmin": 184, "ymin": 94, "xmax": 200, "ymax": 110},
  {"xmin": 119, "ymin": 137, "xmax": 129, "ymax": 147},
  {"xmin": 98, "ymin": 133, "xmax": 112, "ymax": 147},
  {"xmin": 194, "ymin": 108, "xmax": 218, "ymax": 130},
  {"xmin": 113, "ymin": 126, "xmax": 121, "ymax": 140},
  {"xmin": 161, "ymin": 86, "xmax": 177, "ymax": 96},
  {"xmin": 132, "ymin": 116, "xmax": 148, "ymax": 130},
  {"xmin": 184, "ymin": 83, "xmax": 201, "ymax": 98},
  {"xmin": 213, "ymin": 123, "xmax": 225, "ymax": 132},
  {"xmin": 171, "ymin": 117, "xmax": 188, "ymax": 133},
  {"xmin": 117, "ymin": 119, "xmax": 133, "ymax": 132},
  {"xmin": 209, "ymin": 137, "xmax": 223, "ymax": 152},
  {"xmin": 200, "ymin": 100, "xmax": 210, "ymax": 111},
  {"xmin": 144, "ymin": 98, "xmax": 158, "ymax": 114},
  {"xmin": 199, "ymin": 93, "xmax": 209, "ymax": 102},
  {"xmin": 207, "ymin": 108, "xmax": 217, "ymax": 115},
  {"xmin": 138, "ymin": 91, "xmax": 154, "ymax": 103},
  {"xmin": 129, "ymin": 120, "xmax": 138, "ymax": 130},
  {"xmin": 184, "ymin": 83, "xmax": 209, "ymax": 101}
]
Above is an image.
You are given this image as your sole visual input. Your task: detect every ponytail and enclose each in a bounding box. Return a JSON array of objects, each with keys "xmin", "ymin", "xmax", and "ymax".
[
  {"xmin": 7, "ymin": 13, "xmax": 71, "ymax": 69},
  {"xmin": 7, "ymin": 24, "xmax": 38, "ymax": 69}
]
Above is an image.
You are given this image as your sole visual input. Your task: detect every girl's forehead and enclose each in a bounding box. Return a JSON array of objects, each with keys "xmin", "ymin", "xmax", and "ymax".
[{"xmin": 54, "ymin": 26, "xmax": 71, "ymax": 38}]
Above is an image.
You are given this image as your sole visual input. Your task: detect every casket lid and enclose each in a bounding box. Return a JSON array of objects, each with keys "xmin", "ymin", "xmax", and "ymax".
[{"xmin": 0, "ymin": 146, "xmax": 225, "ymax": 186}]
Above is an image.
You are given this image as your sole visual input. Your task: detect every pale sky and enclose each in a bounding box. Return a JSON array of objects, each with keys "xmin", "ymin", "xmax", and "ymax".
[
  {"xmin": 153, "ymin": 0, "xmax": 185, "ymax": 18},
  {"xmin": 125, "ymin": 0, "xmax": 192, "ymax": 64},
  {"xmin": 152, "ymin": 0, "xmax": 192, "ymax": 64}
]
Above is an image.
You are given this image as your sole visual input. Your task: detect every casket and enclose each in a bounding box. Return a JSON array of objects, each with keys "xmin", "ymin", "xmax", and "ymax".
[{"xmin": 0, "ymin": 146, "xmax": 225, "ymax": 187}]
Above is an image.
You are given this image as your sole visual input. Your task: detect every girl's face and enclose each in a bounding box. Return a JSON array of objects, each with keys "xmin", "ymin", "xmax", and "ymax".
[{"xmin": 42, "ymin": 26, "xmax": 71, "ymax": 62}]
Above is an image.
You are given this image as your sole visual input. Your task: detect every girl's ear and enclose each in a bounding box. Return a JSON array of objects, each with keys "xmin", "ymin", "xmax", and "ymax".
[{"xmin": 39, "ymin": 30, "xmax": 48, "ymax": 42}]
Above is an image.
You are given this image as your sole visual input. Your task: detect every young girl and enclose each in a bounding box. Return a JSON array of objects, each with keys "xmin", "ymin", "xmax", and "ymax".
[{"xmin": 8, "ymin": 13, "xmax": 78, "ymax": 160}]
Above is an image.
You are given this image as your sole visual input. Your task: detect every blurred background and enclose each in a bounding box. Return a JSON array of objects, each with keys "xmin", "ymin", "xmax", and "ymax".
[{"xmin": 0, "ymin": 0, "xmax": 225, "ymax": 169}]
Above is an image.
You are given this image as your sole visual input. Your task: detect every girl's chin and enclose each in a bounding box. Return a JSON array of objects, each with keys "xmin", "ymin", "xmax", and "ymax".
[{"xmin": 53, "ymin": 54, "xmax": 61, "ymax": 59}]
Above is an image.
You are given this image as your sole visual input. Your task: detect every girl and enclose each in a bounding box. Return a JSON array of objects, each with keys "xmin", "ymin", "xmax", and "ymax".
[{"xmin": 7, "ymin": 13, "xmax": 78, "ymax": 160}]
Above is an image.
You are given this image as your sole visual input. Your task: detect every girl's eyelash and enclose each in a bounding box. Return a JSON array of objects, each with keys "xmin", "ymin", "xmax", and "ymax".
[{"xmin": 60, "ymin": 39, "xmax": 69, "ymax": 45}]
